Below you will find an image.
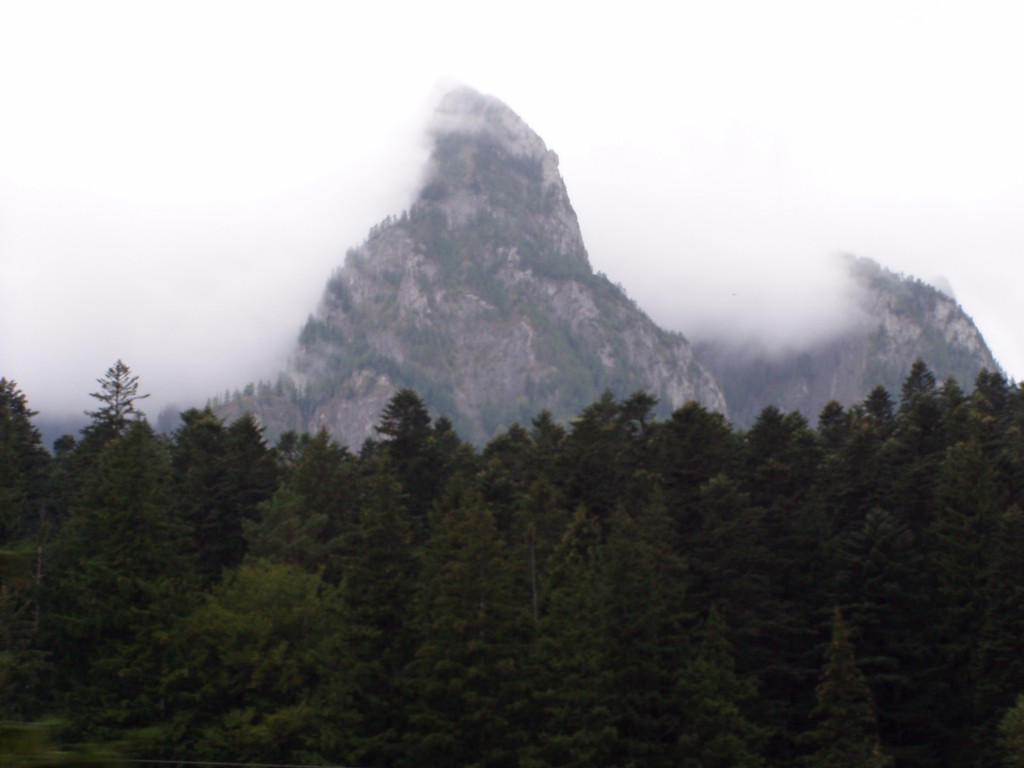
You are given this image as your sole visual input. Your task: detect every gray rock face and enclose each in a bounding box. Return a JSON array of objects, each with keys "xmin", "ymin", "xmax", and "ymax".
[
  {"xmin": 230, "ymin": 87, "xmax": 726, "ymax": 446},
  {"xmin": 695, "ymin": 255, "xmax": 1000, "ymax": 427},
  {"xmin": 216, "ymin": 89, "xmax": 1000, "ymax": 444}
]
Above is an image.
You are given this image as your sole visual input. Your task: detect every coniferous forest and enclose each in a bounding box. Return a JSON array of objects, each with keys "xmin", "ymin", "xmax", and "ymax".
[{"xmin": 4, "ymin": 360, "xmax": 1024, "ymax": 767}]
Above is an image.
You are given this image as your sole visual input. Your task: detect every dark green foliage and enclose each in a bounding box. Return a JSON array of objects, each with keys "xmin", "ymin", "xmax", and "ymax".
[
  {"xmin": 404, "ymin": 482, "xmax": 528, "ymax": 767},
  {"xmin": 600, "ymin": 502, "xmax": 691, "ymax": 768},
  {"xmin": 801, "ymin": 607, "xmax": 891, "ymax": 768},
  {"xmin": 7, "ymin": 360, "xmax": 1024, "ymax": 768},
  {"xmin": 833, "ymin": 509, "xmax": 936, "ymax": 766},
  {"xmin": 0, "ymin": 379, "xmax": 50, "ymax": 545},
  {"xmin": 1000, "ymin": 694, "xmax": 1024, "ymax": 768},
  {"xmin": 337, "ymin": 459, "xmax": 417, "ymax": 765},
  {"xmin": 43, "ymin": 420, "xmax": 193, "ymax": 740},
  {"xmin": 158, "ymin": 560, "xmax": 347, "ymax": 763},
  {"xmin": 0, "ymin": 381, "xmax": 51, "ymax": 720},
  {"xmin": 170, "ymin": 409, "xmax": 280, "ymax": 584},
  {"xmin": 530, "ymin": 508, "xmax": 614, "ymax": 767},
  {"xmin": 677, "ymin": 606, "xmax": 767, "ymax": 768}
]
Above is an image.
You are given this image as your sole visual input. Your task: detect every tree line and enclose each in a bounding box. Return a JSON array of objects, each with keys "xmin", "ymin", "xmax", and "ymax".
[{"xmin": 3, "ymin": 359, "xmax": 1024, "ymax": 767}]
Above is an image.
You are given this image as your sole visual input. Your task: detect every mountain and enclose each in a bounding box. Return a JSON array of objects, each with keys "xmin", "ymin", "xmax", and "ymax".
[
  {"xmin": 695, "ymin": 254, "xmax": 1000, "ymax": 427},
  {"xmin": 216, "ymin": 88, "xmax": 726, "ymax": 446}
]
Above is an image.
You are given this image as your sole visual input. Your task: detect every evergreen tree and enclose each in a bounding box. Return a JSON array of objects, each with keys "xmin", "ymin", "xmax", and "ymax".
[
  {"xmin": 170, "ymin": 410, "xmax": 281, "ymax": 584},
  {"xmin": 928, "ymin": 439, "xmax": 1002, "ymax": 757},
  {"xmin": 677, "ymin": 605, "xmax": 766, "ymax": 768},
  {"xmin": 338, "ymin": 459, "xmax": 418, "ymax": 766},
  {"xmin": 833, "ymin": 508, "xmax": 938, "ymax": 768},
  {"xmin": 686, "ymin": 475, "xmax": 772, "ymax": 662},
  {"xmin": 601, "ymin": 501, "xmax": 691, "ymax": 768},
  {"xmin": 653, "ymin": 401, "xmax": 738, "ymax": 539},
  {"xmin": 974, "ymin": 505, "xmax": 1024, "ymax": 767},
  {"xmin": 84, "ymin": 360, "xmax": 149, "ymax": 440},
  {"xmin": 739, "ymin": 407, "xmax": 828, "ymax": 761},
  {"xmin": 283, "ymin": 429, "xmax": 357, "ymax": 560},
  {"xmin": 404, "ymin": 482, "xmax": 527, "ymax": 767},
  {"xmin": 43, "ymin": 419, "xmax": 193, "ymax": 740},
  {"xmin": 159, "ymin": 560, "xmax": 347, "ymax": 763},
  {"xmin": 530, "ymin": 508, "xmax": 614, "ymax": 768},
  {"xmin": 863, "ymin": 386, "xmax": 896, "ymax": 431},
  {"xmin": 244, "ymin": 486, "xmax": 330, "ymax": 571},
  {"xmin": 801, "ymin": 607, "xmax": 890, "ymax": 768},
  {"xmin": 561, "ymin": 391, "xmax": 628, "ymax": 524},
  {"xmin": 0, "ymin": 379, "xmax": 50, "ymax": 544},
  {"xmin": 169, "ymin": 407, "xmax": 236, "ymax": 585},
  {"xmin": 375, "ymin": 388, "xmax": 445, "ymax": 536},
  {"xmin": 0, "ymin": 380, "xmax": 50, "ymax": 719},
  {"xmin": 891, "ymin": 361, "xmax": 945, "ymax": 536}
]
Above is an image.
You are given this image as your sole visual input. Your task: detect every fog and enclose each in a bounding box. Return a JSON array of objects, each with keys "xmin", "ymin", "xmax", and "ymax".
[{"xmin": 3, "ymin": 2, "xmax": 1023, "ymax": 426}]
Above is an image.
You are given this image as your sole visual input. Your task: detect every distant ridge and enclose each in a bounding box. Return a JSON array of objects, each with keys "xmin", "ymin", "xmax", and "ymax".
[{"xmin": 695, "ymin": 254, "xmax": 1000, "ymax": 427}]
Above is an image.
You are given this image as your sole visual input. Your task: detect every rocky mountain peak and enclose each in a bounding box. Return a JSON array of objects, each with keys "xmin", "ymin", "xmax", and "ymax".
[
  {"xmin": 415, "ymin": 89, "xmax": 585, "ymax": 275},
  {"xmin": 214, "ymin": 89, "xmax": 998, "ymax": 447},
  {"xmin": 431, "ymin": 86, "xmax": 551, "ymax": 162},
  {"xmin": 216, "ymin": 88, "xmax": 726, "ymax": 446}
]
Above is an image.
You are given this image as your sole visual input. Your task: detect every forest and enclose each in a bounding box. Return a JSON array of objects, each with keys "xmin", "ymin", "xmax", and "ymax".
[{"xmin": 3, "ymin": 359, "xmax": 1024, "ymax": 768}]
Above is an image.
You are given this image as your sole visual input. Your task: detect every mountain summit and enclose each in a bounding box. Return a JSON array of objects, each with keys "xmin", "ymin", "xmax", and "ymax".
[
  {"xmin": 221, "ymin": 88, "xmax": 726, "ymax": 445},
  {"xmin": 696, "ymin": 254, "xmax": 1000, "ymax": 426}
]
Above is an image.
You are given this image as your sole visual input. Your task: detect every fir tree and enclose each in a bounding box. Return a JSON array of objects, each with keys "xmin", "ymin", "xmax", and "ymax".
[
  {"xmin": 801, "ymin": 607, "xmax": 890, "ymax": 768},
  {"xmin": 677, "ymin": 605, "xmax": 766, "ymax": 768},
  {"xmin": 84, "ymin": 360, "xmax": 149, "ymax": 437}
]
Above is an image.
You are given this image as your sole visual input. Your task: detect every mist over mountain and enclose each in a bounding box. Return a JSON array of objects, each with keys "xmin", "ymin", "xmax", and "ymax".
[
  {"xmin": 695, "ymin": 254, "xmax": 1000, "ymax": 427},
  {"xmin": 214, "ymin": 88, "xmax": 1000, "ymax": 445},
  {"xmin": 215, "ymin": 88, "xmax": 725, "ymax": 445}
]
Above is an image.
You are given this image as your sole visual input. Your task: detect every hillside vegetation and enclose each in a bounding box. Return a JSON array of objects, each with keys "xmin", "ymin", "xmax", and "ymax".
[{"xmin": 4, "ymin": 360, "xmax": 1024, "ymax": 767}]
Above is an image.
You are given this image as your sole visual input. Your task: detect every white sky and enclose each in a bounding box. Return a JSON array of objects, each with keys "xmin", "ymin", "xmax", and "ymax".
[{"xmin": 2, "ymin": 0, "xmax": 1022, "ymax": 421}]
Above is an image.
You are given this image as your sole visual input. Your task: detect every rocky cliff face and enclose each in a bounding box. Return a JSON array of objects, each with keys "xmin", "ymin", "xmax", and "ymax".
[
  {"xmin": 696, "ymin": 255, "xmax": 1000, "ymax": 427},
  {"xmin": 222, "ymin": 88, "xmax": 725, "ymax": 446},
  {"xmin": 216, "ymin": 90, "xmax": 1001, "ymax": 443}
]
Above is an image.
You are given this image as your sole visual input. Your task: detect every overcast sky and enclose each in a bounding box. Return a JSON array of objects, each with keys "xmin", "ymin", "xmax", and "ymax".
[{"xmin": 2, "ymin": 0, "xmax": 1022, "ymax": 423}]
